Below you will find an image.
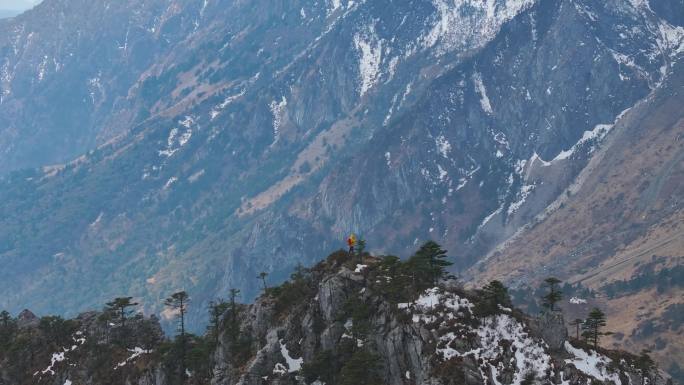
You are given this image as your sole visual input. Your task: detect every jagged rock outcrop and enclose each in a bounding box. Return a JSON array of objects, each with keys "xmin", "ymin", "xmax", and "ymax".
[
  {"xmin": 206, "ymin": 253, "xmax": 669, "ymax": 385},
  {"xmin": 531, "ymin": 311, "xmax": 568, "ymax": 351},
  {"xmin": 16, "ymin": 309, "xmax": 38, "ymax": 329},
  {"xmin": 0, "ymin": 252, "xmax": 672, "ymax": 385}
]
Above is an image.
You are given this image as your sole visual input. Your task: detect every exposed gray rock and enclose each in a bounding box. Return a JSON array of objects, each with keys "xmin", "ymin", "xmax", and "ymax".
[{"xmin": 531, "ymin": 311, "xmax": 569, "ymax": 351}]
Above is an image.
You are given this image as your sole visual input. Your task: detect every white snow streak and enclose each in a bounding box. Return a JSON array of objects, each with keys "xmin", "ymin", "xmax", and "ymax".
[
  {"xmin": 473, "ymin": 72, "xmax": 493, "ymax": 114},
  {"xmin": 354, "ymin": 26, "xmax": 382, "ymax": 96},
  {"xmin": 269, "ymin": 96, "xmax": 288, "ymax": 144}
]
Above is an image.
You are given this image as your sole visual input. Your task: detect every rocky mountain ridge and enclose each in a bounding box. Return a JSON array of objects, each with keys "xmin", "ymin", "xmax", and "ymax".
[
  {"xmin": 0, "ymin": 0, "xmax": 682, "ymax": 379},
  {"xmin": 0, "ymin": 251, "xmax": 672, "ymax": 385}
]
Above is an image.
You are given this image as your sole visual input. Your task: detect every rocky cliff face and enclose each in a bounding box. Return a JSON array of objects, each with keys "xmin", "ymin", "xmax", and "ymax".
[{"xmin": 0, "ymin": 252, "xmax": 671, "ymax": 385}]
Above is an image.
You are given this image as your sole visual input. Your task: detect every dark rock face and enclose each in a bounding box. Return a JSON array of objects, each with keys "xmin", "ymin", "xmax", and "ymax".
[
  {"xmin": 0, "ymin": 0, "xmax": 682, "ymax": 334},
  {"xmin": 531, "ymin": 311, "xmax": 568, "ymax": 351},
  {"xmin": 16, "ymin": 309, "xmax": 38, "ymax": 328}
]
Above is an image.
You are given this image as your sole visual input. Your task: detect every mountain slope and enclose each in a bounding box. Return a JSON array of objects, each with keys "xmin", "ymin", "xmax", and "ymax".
[
  {"xmin": 0, "ymin": 0, "xmax": 682, "ymax": 348},
  {"xmin": 470, "ymin": 59, "xmax": 684, "ymax": 380}
]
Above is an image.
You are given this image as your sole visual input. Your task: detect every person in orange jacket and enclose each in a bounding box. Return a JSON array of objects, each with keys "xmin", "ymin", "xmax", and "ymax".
[{"xmin": 347, "ymin": 233, "xmax": 357, "ymax": 254}]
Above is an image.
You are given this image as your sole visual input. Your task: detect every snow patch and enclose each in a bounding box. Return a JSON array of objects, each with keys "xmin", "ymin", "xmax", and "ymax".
[
  {"xmin": 564, "ymin": 342, "xmax": 622, "ymax": 384},
  {"xmin": 35, "ymin": 332, "xmax": 87, "ymax": 377},
  {"xmin": 114, "ymin": 347, "xmax": 153, "ymax": 369},
  {"xmin": 552, "ymin": 124, "xmax": 613, "ymax": 162},
  {"xmin": 269, "ymin": 96, "xmax": 288, "ymax": 144},
  {"xmin": 507, "ymin": 184, "xmax": 535, "ymax": 215},
  {"xmin": 211, "ymin": 89, "xmax": 245, "ymax": 120},
  {"xmin": 437, "ymin": 164, "xmax": 448, "ymax": 182},
  {"xmin": 439, "ymin": 314, "xmax": 552, "ymax": 385},
  {"xmin": 473, "ymin": 72, "xmax": 493, "ymax": 114},
  {"xmin": 159, "ymin": 123, "xmax": 193, "ymax": 158},
  {"xmin": 40, "ymin": 352, "xmax": 65, "ymax": 375},
  {"xmin": 477, "ymin": 206, "xmax": 503, "ymax": 231},
  {"xmin": 354, "ymin": 26, "xmax": 383, "ymax": 96},
  {"xmin": 569, "ymin": 297, "xmax": 587, "ymax": 305},
  {"xmin": 163, "ymin": 177, "xmax": 178, "ymax": 190},
  {"xmin": 435, "ymin": 135, "xmax": 451, "ymax": 158},
  {"xmin": 421, "ymin": 0, "xmax": 536, "ymax": 56},
  {"xmin": 279, "ymin": 339, "xmax": 303, "ymax": 373}
]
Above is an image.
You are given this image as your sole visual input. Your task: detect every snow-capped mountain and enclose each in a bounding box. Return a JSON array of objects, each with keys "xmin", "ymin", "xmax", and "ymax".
[{"xmin": 0, "ymin": 0, "xmax": 682, "ymax": 379}]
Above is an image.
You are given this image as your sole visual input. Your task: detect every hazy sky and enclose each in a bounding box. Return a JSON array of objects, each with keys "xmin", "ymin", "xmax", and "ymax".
[{"xmin": 0, "ymin": 0, "xmax": 41, "ymax": 11}]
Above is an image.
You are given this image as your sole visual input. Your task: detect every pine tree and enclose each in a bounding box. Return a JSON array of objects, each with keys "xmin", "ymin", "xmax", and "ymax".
[
  {"xmin": 38, "ymin": 316, "xmax": 76, "ymax": 347},
  {"xmin": 0, "ymin": 311, "xmax": 10, "ymax": 328},
  {"xmin": 208, "ymin": 299, "xmax": 229, "ymax": 346},
  {"xmin": 227, "ymin": 288, "xmax": 241, "ymax": 343},
  {"xmin": 164, "ymin": 291, "xmax": 189, "ymax": 379},
  {"xmin": 570, "ymin": 318, "xmax": 583, "ymax": 339},
  {"xmin": 105, "ymin": 297, "xmax": 138, "ymax": 329},
  {"xmin": 0, "ymin": 310, "xmax": 15, "ymax": 347},
  {"xmin": 378, "ymin": 255, "xmax": 408, "ymax": 303},
  {"xmin": 636, "ymin": 350, "xmax": 656, "ymax": 385},
  {"xmin": 291, "ymin": 263, "xmax": 307, "ymax": 282},
  {"xmin": 409, "ymin": 241, "xmax": 452, "ymax": 289},
  {"xmin": 257, "ymin": 272, "xmax": 269, "ymax": 291},
  {"xmin": 474, "ymin": 280, "xmax": 511, "ymax": 318},
  {"xmin": 582, "ymin": 307, "xmax": 608, "ymax": 349},
  {"xmin": 339, "ymin": 349, "xmax": 382, "ymax": 385},
  {"xmin": 483, "ymin": 280, "xmax": 511, "ymax": 307},
  {"xmin": 542, "ymin": 277, "xmax": 563, "ymax": 311},
  {"xmin": 357, "ymin": 239, "xmax": 367, "ymax": 263}
]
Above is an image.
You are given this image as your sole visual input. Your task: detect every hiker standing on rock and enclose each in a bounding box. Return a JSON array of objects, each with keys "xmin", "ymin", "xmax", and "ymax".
[{"xmin": 347, "ymin": 233, "xmax": 357, "ymax": 254}]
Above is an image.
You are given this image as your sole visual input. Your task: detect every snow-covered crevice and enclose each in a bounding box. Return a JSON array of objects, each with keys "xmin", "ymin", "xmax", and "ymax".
[
  {"xmin": 420, "ymin": 0, "xmax": 537, "ymax": 56},
  {"xmin": 473, "ymin": 72, "xmax": 493, "ymax": 114},
  {"xmin": 34, "ymin": 332, "xmax": 87, "ymax": 377},
  {"xmin": 114, "ymin": 347, "xmax": 153, "ymax": 370},
  {"xmin": 269, "ymin": 96, "xmax": 288, "ymax": 144},
  {"xmin": 354, "ymin": 25, "xmax": 383, "ymax": 97},
  {"xmin": 277, "ymin": 339, "xmax": 303, "ymax": 373},
  {"xmin": 507, "ymin": 183, "xmax": 535, "ymax": 216}
]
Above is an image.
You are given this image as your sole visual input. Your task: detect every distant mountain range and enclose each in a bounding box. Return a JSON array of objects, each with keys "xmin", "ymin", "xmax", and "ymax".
[{"xmin": 0, "ymin": 0, "xmax": 681, "ymax": 381}]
